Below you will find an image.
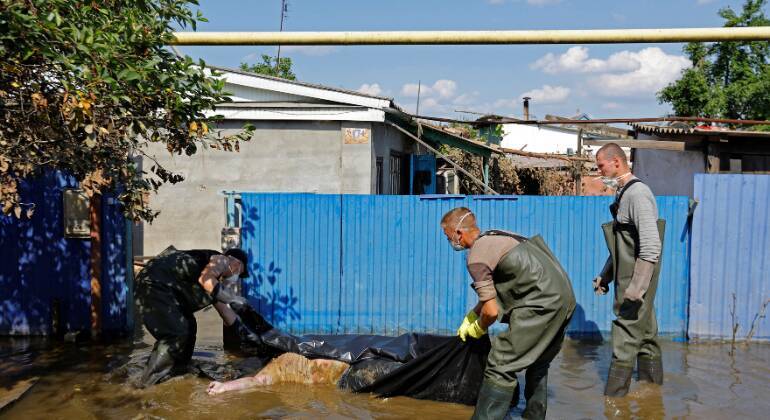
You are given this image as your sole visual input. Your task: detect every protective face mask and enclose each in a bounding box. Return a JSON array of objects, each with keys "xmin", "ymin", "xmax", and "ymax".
[
  {"xmin": 601, "ymin": 172, "xmax": 631, "ymax": 190},
  {"xmin": 450, "ymin": 236, "xmax": 466, "ymax": 252},
  {"xmin": 449, "ymin": 211, "xmax": 473, "ymax": 252}
]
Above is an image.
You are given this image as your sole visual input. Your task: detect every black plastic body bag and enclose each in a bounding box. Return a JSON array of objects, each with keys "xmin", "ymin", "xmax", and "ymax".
[{"xmin": 235, "ymin": 304, "xmax": 491, "ymax": 405}]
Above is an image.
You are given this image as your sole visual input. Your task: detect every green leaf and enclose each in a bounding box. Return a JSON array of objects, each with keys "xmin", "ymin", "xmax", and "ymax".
[{"xmin": 119, "ymin": 69, "xmax": 141, "ymax": 81}]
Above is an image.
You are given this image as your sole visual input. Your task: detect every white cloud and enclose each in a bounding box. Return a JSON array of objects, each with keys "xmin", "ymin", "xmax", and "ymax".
[
  {"xmin": 531, "ymin": 46, "xmax": 639, "ymax": 74},
  {"xmin": 453, "ymin": 91, "xmax": 481, "ymax": 105},
  {"xmin": 421, "ymin": 98, "xmax": 440, "ymax": 109},
  {"xmin": 487, "ymin": 0, "xmax": 506, "ymax": 4},
  {"xmin": 356, "ymin": 83, "xmax": 383, "ymax": 96},
  {"xmin": 432, "ymin": 80, "xmax": 458, "ymax": 98},
  {"xmin": 520, "ymin": 85, "xmax": 571, "ymax": 104},
  {"xmin": 696, "ymin": 0, "xmax": 715, "ymax": 4},
  {"xmin": 531, "ymin": 46, "xmax": 691, "ymax": 97},
  {"xmin": 401, "ymin": 83, "xmax": 421, "ymax": 97},
  {"xmin": 400, "ymin": 79, "xmax": 457, "ymax": 99},
  {"xmin": 590, "ymin": 48, "xmax": 691, "ymax": 96},
  {"xmin": 280, "ymin": 46, "xmax": 338, "ymax": 56}
]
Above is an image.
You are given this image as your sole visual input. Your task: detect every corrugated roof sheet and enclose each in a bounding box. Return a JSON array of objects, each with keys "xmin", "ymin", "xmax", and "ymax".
[{"xmin": 631, "ymin": 123, "xmax": 770, "ymax": 138}]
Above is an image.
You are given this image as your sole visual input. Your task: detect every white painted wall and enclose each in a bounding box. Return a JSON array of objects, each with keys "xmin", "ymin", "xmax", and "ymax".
[{"xmin": 501, "ymin": 124, "xmax": 580, "ymax": 154}]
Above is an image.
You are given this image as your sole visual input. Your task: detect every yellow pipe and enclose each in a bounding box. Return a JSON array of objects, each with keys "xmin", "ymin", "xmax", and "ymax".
[{"xmin": 171, "ymin": 27, "xmax": 770, "ymax": 45}]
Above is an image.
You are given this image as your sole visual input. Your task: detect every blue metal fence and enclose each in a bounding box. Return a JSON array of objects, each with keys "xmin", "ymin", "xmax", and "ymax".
[
  {"xmin": 0, "ymin": 171, "xmax": 131, "ymax": 336},
  {"xmin": 239, "ymin": 193, "xmax": 692, "ymax": 338},
  {"xmin": 690, "ymin": 174, "xmax": 770, "ymax": 341}
]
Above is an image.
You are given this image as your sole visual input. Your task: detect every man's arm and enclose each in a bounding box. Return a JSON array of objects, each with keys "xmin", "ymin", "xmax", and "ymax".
[
  {"xmin": 625, "ymin": 186, "xmax": 661, "ymax": 301},
  {"xmin": 198, "ymin": 255, "xmax": 234, "ymax": 294},
  {"xmin": 468, "ymin": 263, "xmax": 499, "ymax": 329},
  {"xmin": 214, "ymin": 302, "xmax": 236, "ymax": 326}
]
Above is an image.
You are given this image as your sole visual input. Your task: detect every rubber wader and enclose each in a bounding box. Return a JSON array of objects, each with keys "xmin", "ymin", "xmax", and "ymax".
[
  {"xmin": 472, "ymin": 232, "xmax": 576, "ymax": 420},
  {"xmin": 602, "ymin": 180, "xmax": 666, "ymax": 397}
]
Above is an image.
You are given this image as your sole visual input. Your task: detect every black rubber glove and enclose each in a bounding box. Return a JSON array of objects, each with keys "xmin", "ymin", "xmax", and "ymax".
[{"xmin": 211, "ymin": 282, "xmax": 249, "ymax": 312}]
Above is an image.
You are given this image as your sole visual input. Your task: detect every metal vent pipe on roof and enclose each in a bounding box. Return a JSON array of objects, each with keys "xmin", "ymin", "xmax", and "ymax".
[{"xmin": 523, "ymin": 97, "xmax": 531, "ymax": 121}]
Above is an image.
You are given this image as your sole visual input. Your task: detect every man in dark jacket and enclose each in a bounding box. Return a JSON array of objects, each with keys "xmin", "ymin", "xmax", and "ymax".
[
  {"xmin": 442, "ymin": 207, "xmax": 576, "ymax": 420},
  {"xmin": 134, "ymin": 246, "xmax": 251, "ymax": 386}
]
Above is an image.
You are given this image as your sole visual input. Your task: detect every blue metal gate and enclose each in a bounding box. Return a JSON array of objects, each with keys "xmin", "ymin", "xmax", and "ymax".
[
  {"xmin": 690, "ymin": 174, "xmax": 770, "ymax": 340},
  {"xmin": 239, "ymin": 193, "xmax": 691, "ymax": 337},
  {"xmin": 0, "ymin": 171, "xmax": 131, "ymax": 336}
]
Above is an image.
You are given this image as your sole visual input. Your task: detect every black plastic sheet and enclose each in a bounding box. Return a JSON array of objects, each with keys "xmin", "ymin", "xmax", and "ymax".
[{"xmin": 235, "ymin": 304, "xmax": 491, "ymax": 405}]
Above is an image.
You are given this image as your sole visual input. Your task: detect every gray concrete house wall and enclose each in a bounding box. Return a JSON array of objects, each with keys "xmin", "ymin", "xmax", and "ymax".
[
  {"xmin": 134, "ymin": 119, "xmax": 415, "ymax": 256},
  {"xmin": 136, "ymin": 120, "xmax": 373, "ymax": 255}
]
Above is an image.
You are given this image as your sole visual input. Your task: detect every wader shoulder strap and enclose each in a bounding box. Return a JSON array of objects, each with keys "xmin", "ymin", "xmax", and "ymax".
[
  {"xmin": 479, "ymin": 230, "xmax": 529, "ymax": 243},
  {"xmin": 614, "ymin": 179, "xmax": 642, "ymax": 209},
  {"xmin": 611, "ymin": 178, "xmax": 643, "ymax": 230}
]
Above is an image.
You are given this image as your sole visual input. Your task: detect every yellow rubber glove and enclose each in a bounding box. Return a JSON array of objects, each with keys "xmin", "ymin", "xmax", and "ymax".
[
  {"xmin": 466, "ymin": 319, "xmax": 487, "ymax": 340},
  {"xmin": 456, "ymin": 310, "xmax": 479, "ymax": 339}
]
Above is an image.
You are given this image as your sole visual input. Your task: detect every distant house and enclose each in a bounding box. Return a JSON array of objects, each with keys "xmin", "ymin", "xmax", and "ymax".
[
  {"xmin": 134, "ymin": 67, "xmax": 496, "ymax": 256},
  {"xmin": 631, "ymin": 123, "xmax": 770, "ymax": 197},
  {"xmin": 499, "ymin": 112, "xmax": 630, "ymax": 156}
]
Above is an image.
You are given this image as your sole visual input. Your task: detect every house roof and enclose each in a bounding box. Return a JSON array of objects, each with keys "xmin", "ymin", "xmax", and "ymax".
[
  {"xmin": 631, "ymin": 123, "xmax": 770, "ymax": 139},
  {"xmin": 208, "ymin": 66, "xmax": 498, "ymax": 158},
  {"xmin": 418, "ymin": 123, "xmax": 502, "ymax": 157},
  {"xmin": 209, "ymin": 66, "xmax": 395, "ymax": 108}
]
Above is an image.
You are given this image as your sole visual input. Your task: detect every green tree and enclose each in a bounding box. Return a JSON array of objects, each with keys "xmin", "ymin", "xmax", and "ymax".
[
  {"xmin": 0, "ymin": 0, "xmax": 252, "ymax": 222},
  {"xmin": 240, "ymin": 54, "xmax": 296, "ymax": 80},
  {"xmin": 658, "ymin": 0, "xmax": 770, "ymax": 122}
]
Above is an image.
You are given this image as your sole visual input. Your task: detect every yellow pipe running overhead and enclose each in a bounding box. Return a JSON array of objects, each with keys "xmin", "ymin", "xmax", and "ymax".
[{"xmin": 171, "ymin": 27, "xmax": 770, "ymax": 46}]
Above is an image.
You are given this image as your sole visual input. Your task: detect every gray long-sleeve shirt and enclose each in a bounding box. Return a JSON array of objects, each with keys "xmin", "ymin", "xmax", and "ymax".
[{"xmin": 615, "ymin": 176, "xmax": 661, "ymax": 263}]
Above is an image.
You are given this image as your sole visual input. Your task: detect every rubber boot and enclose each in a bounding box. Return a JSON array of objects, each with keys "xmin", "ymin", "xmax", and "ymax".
[
  {"xmin": 138, "ymin": 341, "xmax": 176, "ymax": 387},
  {"xmin": 522, "ymin": 366, "xmax": 548, "ymax": 420},
  {"xmin": 637, "ymin": 356, "xmax": 663, "ymax": 385},
  {"xmin": 604, "ymin": 361, "xmax": 633, "ymax": 397},
  {"xmin": 471, "ymin": 379, "xmax": 517, "ymax": 420}
]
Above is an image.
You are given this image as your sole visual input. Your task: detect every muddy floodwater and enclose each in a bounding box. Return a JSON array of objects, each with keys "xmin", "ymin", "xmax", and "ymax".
[{"xmin": 2, "ymin": 309, "xmax": 769, "ymax": 419}]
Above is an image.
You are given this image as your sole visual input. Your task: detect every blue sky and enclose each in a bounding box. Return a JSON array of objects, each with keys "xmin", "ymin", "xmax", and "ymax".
[{"xmin": 177, "ymin": 0, "xmax": 749, "ymax": 120}]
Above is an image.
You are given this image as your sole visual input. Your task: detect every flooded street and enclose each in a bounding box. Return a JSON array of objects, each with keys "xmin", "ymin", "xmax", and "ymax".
[{"xmin": 2, "ymin": 309, "xmax": 769, "ymax": 419}]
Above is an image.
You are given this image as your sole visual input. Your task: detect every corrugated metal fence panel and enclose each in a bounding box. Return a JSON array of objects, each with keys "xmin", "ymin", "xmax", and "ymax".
[
  {"xmin": 0, "ymin": 171, "xmax": 132, "ymax": 336},
  {"xmin": 240, "ymin": 193, "xmax": 342, "ymax": 334},
  {"xmin": 470, "ymin": 195, "xmax": 690, "ymax": 338},
  {"xmin": 690, "ymin": 174, "xmax": 770, "ymax": 340},
  {"xmin": 239, "ymin": 193, "xmax": 691, "ymax": 337},
  {"xmin": 100, "ymin": 192, "xmax": 131, "ymax": 336},
  {"xmin": 339, "ymin": 195, "xmax": 474, "ymax": 335},
  {"xmin": 0, "ymin": 171, "xmax": 91, "ymax": 335}
]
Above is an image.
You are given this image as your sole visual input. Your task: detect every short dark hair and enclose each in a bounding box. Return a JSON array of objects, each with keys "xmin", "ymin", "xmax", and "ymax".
[
  {"xmin": 597, "ymin": 142, "xmax": 627, "ymax": 164},
  {"xmin": 224, "ymin": 248, "xmax": 249, "ymax": 278}
]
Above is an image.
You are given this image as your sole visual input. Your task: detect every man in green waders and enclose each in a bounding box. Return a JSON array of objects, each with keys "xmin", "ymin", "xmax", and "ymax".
[
  {"xmin": 134, "ymin": 246, "xmax": 254, "ymax": 387},
  {"xmin": 592, "ymin": 143, "xmax": 665, "ymax": 397},
  {"xmin": 441, "ymin": 207, "xmax": 576, "ymax": 420}
]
